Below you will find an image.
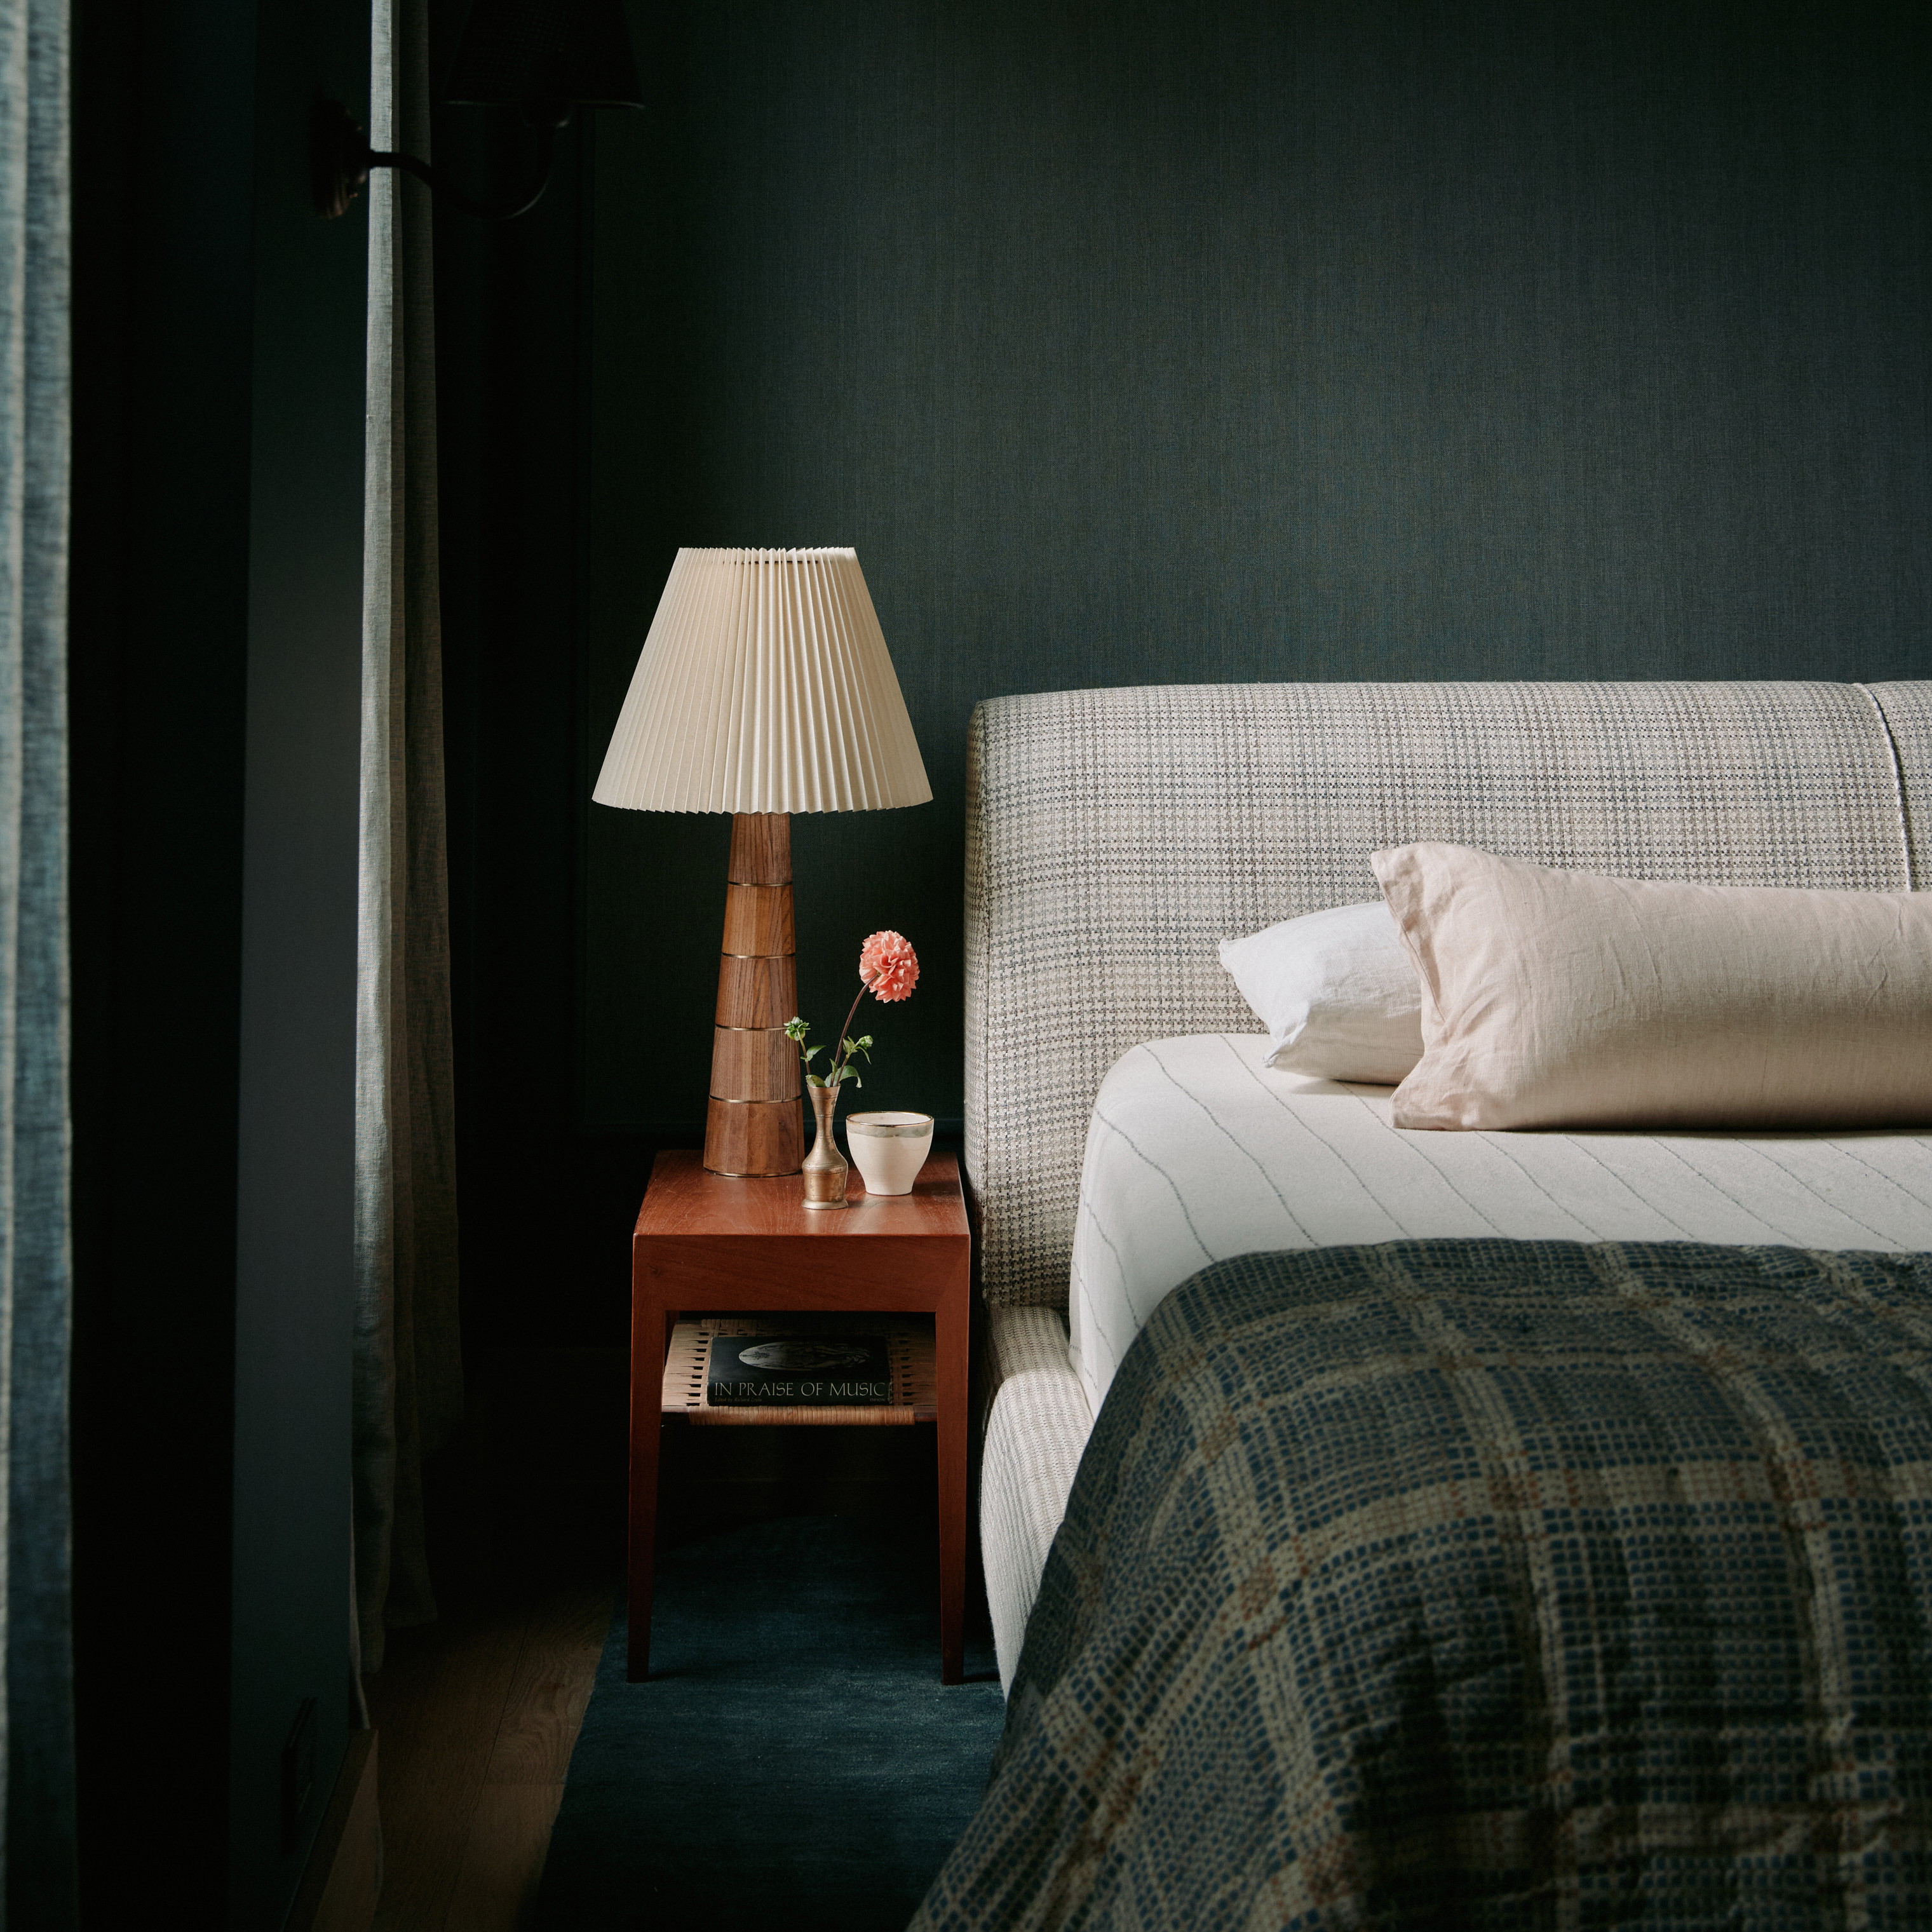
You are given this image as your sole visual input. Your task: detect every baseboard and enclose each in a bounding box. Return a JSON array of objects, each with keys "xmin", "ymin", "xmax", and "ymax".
[{"xmin": 284, "ymin": 1728, "xmax": 380, "ymax": 1932}]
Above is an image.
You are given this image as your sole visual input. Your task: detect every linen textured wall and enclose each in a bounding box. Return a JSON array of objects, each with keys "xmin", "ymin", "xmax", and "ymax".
[
  {"xmin": 578, "ymin": 0, "xmax": 1932, "ymax": 1144},
  {"xmin": 0, "ymin": 0, "xmax": 75, "ymax": 1920},
  {"xmin": 433, "ymin": 1, "xmax": 1929, "ymax": 1355},
  {"xmin": 356, "ymin": 0, "xmax": 462, "ymax": 1672}
]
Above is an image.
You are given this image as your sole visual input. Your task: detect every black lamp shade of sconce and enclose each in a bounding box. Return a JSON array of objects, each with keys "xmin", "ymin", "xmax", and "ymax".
[
  {"xmin": 312, "ymin": 0, "xmax": 642, "ymax": 220},
  {"xmin": 445, "ymin": 0, "xmax": 645, "ymax": 121}
]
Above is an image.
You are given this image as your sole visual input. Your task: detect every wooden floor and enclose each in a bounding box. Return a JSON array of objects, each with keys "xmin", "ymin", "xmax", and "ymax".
[{"xmin": 363, "ymin": 1579, "xmax": 616, "ymax": 1932}]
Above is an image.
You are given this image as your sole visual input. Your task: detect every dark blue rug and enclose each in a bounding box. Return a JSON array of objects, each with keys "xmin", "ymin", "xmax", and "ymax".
[{"xmin": 534, "ymin": 1517, "xmax": 1006, "ymax": 1930}]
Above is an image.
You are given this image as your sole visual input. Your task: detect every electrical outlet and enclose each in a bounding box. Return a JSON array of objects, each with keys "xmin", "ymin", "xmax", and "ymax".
[{"xmin": 281, "ymin": 1696, "xmax": 318, "ymax": 1854}]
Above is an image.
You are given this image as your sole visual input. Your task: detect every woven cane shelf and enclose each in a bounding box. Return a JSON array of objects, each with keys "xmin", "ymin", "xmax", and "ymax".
[{"xmin": 660, "ymin": 1314, "xmax": 936, "ymax": 1426}]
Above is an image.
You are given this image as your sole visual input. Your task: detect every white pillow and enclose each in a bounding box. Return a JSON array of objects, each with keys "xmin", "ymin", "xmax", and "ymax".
[
  {"xmin": 1374, "ymin": 841, "xmax": 1932, "ymax": 1131},
  {"xmin": 1217, "ymin": 900, "xmax": 1423, "ymax": 1083}
]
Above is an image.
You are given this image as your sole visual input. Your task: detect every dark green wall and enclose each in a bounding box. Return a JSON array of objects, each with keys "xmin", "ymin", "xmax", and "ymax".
[
  {"xmin": 581, "ymin": 0, "xmax": 1929, "ymax": 1128},
  {"xmin": 225, "ymin": 4, "xmax": 370, "ymax": 1924},
  {"xmin": 444, "ymin": 0, "xmax": 1930, "ymax": 1349}
]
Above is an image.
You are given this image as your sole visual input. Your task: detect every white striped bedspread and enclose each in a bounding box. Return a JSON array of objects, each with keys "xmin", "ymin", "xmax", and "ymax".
[{"xmin": 1068, "ymin": 1033, "xmax": 1932, "ymax": 1414}]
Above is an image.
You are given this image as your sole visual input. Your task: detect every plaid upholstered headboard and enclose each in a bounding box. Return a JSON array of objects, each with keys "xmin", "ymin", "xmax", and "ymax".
[{"xmin": 963, "ymin": 680, "xmax": 1932, "ymax": 1312}]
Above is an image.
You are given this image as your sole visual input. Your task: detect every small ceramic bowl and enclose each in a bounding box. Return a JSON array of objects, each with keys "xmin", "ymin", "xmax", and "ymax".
[{"xmin": 846, "ymin": 1112, "xmax": 935, "ymax": 1196}]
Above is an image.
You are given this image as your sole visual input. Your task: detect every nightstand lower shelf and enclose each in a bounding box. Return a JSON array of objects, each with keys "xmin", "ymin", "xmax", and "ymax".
[{"xmin": 630, "ymin": 1151, "xmax": 971, "ymax": 1684}]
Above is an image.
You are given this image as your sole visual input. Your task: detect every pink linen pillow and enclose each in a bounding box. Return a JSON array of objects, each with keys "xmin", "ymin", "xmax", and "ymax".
[{"xmin": 1372, "ymin": 842, "xmax": 1932, "ymax": 1132}]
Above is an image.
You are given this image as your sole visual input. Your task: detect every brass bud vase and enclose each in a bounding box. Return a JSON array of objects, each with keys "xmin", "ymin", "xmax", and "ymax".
[{"xmin": 801, "ymin": 1083, "xmax": 849, "ymax": 1210}]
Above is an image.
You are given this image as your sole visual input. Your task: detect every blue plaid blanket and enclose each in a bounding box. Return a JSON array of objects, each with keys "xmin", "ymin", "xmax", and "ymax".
[{"xmin": 915, "ymin": 1242, "xmax": 1932, "ymax": 1929}]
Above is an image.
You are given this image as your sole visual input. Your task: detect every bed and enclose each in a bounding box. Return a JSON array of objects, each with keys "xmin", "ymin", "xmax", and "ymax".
[{"xmin": 931, "ymin": 678, "xmax": 1932, "ymax": 1929}]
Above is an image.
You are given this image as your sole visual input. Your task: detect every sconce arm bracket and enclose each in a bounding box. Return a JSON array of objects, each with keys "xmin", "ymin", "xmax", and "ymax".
[{"xmin": 311, "ymin": 97, "xmax": 559, "ymax": 223}]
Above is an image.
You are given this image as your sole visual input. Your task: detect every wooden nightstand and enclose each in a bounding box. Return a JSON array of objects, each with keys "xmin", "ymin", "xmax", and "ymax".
[{"xmin": 628, "ymin": 1151, "xmax": 972, "ymax": 1683}]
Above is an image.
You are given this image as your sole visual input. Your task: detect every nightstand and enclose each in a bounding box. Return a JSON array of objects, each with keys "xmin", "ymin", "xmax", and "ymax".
[{"xmin": 628, "ymin": 1151, "xmax": 971, "ymax": 1683}]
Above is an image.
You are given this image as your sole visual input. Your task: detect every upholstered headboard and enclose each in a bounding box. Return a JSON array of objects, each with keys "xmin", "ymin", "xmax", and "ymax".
[{"xmin": 964, "ymin": 680, "xmax": 1931, "ymax": 1311}]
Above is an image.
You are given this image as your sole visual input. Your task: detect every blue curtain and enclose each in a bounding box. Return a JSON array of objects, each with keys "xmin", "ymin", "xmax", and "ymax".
[{"xmin": 0, "ymin": 0, "xmax": 74, "ymax": 1923}]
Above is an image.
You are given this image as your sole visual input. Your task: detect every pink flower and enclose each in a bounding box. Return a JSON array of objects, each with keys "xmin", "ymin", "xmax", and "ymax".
[{"xmin": 859, "ymin": 929, "xmax": 919, "ymax": 1003}]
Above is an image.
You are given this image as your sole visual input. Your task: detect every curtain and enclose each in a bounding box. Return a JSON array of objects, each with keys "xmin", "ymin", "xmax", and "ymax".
[
  {"xmin": 355, "ymin": 0, "xmax": 463, "ymax": 1675},
  {"xmin": 0, "ymin": 0, "xmax": 73, "ymax": 1922}
]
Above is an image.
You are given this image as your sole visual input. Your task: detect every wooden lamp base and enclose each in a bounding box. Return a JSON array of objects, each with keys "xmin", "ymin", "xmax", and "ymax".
[{"xmin": 704, "ymin": 813, "xmax": 803, "ymax": 1176}]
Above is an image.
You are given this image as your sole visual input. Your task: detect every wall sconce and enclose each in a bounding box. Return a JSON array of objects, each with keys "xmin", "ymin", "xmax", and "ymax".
[{"xmin": 313, "ymin": 0, "xmax": 644, "ymax": 221}]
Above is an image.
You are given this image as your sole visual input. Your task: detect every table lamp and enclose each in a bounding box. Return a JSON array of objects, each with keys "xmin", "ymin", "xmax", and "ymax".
[{"xmin": 593, "ymin": 548, "xmax": 931, "ymax": 1177}]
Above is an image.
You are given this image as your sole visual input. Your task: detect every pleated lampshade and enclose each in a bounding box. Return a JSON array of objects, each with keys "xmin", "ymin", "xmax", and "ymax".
[{"xmin": 593, "ymin": 548, "xmax": 931, "ymax": 814}]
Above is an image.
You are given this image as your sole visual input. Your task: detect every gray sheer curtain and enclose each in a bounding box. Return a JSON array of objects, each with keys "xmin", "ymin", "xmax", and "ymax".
[
  {"xmin": 0, "ymin": 0, "xmax": 74, "ymax": 1921},
  {"xmin": 356, "ymin": 0, "xmax": 463, "ymax": 1673}
]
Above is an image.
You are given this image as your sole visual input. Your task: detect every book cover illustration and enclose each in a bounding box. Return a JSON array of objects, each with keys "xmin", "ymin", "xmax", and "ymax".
[{"xmin": 705, "ymin": 1334, "xmax": 895, "ymax": 1407}]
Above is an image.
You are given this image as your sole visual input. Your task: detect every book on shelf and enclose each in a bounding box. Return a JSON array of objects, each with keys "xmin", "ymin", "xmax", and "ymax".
[{"xmin": 705, "ymin": 1334, "xmax": 894, "ymax": 1407}]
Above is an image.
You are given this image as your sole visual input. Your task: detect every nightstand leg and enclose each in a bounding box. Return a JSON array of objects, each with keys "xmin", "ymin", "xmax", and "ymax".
[
  {"xmin": 627, "ymin": 1287, "xmax": 669, "ymax": 1680},
  {"xmin": 936, "ymin": 1287, "xmax": 968, "ymax": 1684}
]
